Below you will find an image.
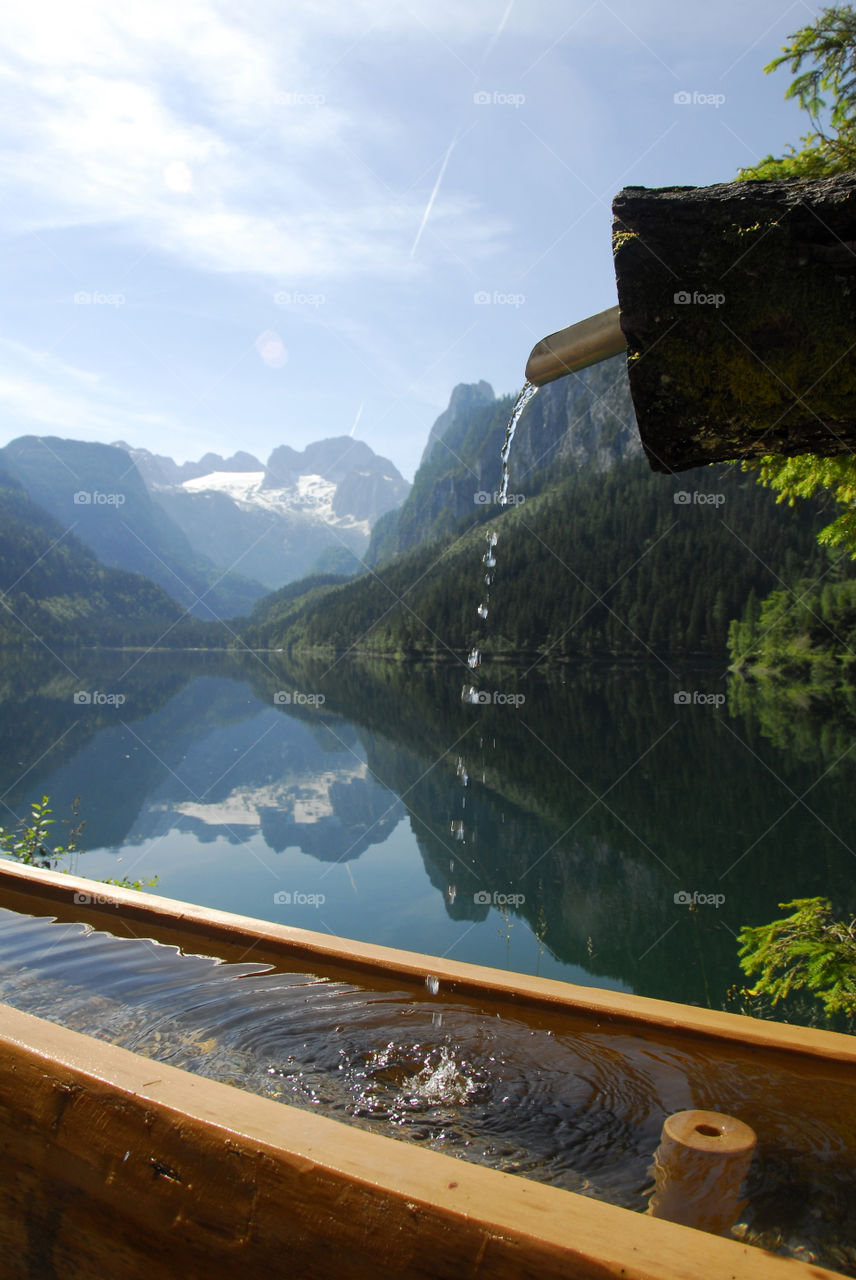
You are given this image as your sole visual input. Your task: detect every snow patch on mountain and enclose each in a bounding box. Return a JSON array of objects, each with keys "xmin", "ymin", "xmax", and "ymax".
[{"xmin": 181, "ymin": 469, "xmax": 371, "ymax": 535}]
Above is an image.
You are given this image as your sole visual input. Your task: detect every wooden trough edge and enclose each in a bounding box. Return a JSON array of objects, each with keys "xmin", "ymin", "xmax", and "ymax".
[
  {"xmin": 0, "ymin": 1001, "xmax": 842, "ymax": 1280},
  {"xmin": 1, "ymin": 860, "xmax": 855, "ymax": 1072}
]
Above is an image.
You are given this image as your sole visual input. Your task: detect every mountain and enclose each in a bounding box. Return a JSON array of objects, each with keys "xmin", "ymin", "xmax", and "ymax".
[
  {"xmin": 418, "ymin": 380, "xmax": 495, "ymax": 468},
  {"xmin": 365, "ymin": 356, "xmax": 640, "ymax": 565},
  {"xmin": 114, "ymin": 444, "xmax": 263, "ymax": 488},
  {"xmin": 242, "ymin": 357, "xmax": 847, "ymax": 658},
  {"xmin": 0, "ymin": 437, "xmax": 266, "ymax": 620},
  {"xmin": 119, "ymin": 436, "xmax": 410, "ymax": 591},
  {"xmin": 0, "ymin": 467, "xmax": 192, "ymax": 647}
]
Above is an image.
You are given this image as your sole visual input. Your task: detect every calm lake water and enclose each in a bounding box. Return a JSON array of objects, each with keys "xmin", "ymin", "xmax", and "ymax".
[{"xmin": 1, "ymin": 647, "xmax": 853, "ymax": 1011}]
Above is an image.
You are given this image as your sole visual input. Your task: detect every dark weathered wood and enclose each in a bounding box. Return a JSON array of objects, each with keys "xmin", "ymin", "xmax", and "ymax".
[{"xmin": 612, "ymin": 173, "xmax": 856, "ymax": 472}]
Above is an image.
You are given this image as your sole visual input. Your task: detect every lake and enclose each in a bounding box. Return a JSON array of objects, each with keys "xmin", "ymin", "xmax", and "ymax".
[{"xmin": 1, "ymin": 646, "xmax": 852, "ymax": 1013}]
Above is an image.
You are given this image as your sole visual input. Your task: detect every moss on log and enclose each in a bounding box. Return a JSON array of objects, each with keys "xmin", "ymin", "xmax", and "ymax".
[{"xmin": 612, "ymin": 173, "xmax": 856, "ymax": 472}]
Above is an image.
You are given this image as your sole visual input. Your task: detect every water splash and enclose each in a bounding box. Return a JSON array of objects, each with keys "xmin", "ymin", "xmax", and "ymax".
[{"xmin": 499, "ymin": 381, "xmax": 539, "ymax": 505}]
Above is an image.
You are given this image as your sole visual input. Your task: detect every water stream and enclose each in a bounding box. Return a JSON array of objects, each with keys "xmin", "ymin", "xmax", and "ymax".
[{"xmin": 499, "ymin": 380, "xmax": 539, "ymax": 504}]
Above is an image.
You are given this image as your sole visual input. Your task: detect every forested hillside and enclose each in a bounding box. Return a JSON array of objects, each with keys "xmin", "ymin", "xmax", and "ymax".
[
  {"xmin": 241, "ymin": 457, "xmax": 837, "ymax": 657},
  {"xmin": 0, "ymin": 470, "xmax": 224, "ymax": 647}
]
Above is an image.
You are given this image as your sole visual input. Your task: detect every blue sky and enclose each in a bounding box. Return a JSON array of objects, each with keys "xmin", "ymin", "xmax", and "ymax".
[{"xmin": 0, "ymin": 0, "xmax": 819, "ymax": 480}]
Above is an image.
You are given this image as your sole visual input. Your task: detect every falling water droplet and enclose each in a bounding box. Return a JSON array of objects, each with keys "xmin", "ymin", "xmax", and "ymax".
[
  {"xmin": 477, "ymin": 603, "xmax": 488, "ymax": 619},
  {"xmin": 425, "ymin": 975, "xmax": 440, "ymax": 995},
  {"xmin": 468, "ymin": 648, "xmax": 480, "ymax": 670}
]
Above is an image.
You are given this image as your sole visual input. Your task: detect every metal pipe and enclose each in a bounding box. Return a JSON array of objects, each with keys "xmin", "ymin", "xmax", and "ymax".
[{"xmin": 525, "ymin": 304, "xmax": 626, "ymax": 386}]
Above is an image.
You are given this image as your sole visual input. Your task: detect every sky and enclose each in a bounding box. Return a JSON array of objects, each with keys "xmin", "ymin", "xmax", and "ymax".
[{"xmin": 0, "ymin": 0, "xmax": 822, "ymax": 481}]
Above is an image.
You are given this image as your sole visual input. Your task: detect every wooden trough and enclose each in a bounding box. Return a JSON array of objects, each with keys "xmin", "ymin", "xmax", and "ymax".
[
  {"xmin": 526, "ymin": 172, "xmax": 856, "ymax": 473},
  {"xmin": 0, "ymin": 859, "xmax": 853, "ymax": 1279}
]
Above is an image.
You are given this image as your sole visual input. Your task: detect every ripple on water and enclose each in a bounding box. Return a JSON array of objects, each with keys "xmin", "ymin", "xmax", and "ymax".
[{"xmin": 0, "ymin": 906, "xmax": 854, "ymax": 1273}]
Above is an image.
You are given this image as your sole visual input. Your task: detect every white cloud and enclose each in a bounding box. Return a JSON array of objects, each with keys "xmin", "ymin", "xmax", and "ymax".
[{"xmin": 0, "ymin": 0, "xmax": 509, "ymax": 283}]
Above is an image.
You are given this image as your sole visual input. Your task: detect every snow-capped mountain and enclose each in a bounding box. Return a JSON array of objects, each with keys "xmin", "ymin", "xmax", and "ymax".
[{"xmin": 116, "ymin": 437, "xmax": 410, "ymax": 590}]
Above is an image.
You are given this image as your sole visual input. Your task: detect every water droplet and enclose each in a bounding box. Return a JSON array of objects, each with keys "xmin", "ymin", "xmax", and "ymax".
[
  {"xmin": 468, "ymin": 648, "xmax": 480, "ymax": 669},
  {"xmin": 425, "ymin": 975, "xmax": 439, "ymax": 995},
  {"xmin": 477, "ymin": 603, "xmax": 488, "ymax": 619}
]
